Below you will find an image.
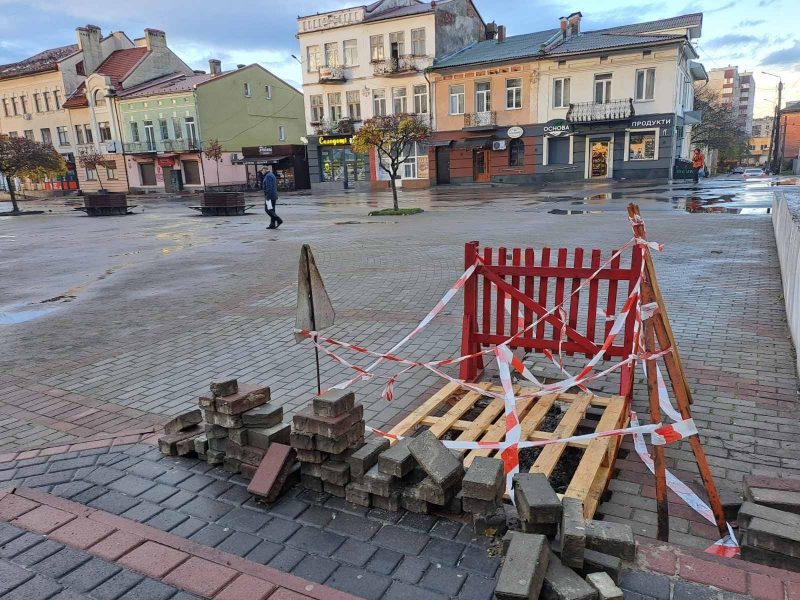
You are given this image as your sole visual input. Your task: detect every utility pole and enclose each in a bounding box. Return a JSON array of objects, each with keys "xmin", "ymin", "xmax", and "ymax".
[
  {"xmin": 778, "ymin": 115, "xmax": 788, "ymax": 174},
  {"xmin": 763, "ymin": 72, "xmax": 783, "ymax": 174}
]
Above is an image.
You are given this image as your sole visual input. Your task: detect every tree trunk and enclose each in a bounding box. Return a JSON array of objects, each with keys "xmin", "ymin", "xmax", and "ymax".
[
  {"xmin": 216, "ymin": 161, "xmax": 220, "ymax": 187},
  {"xmin": 390, "ymin": 173, "xmax": 399, "ymax": 211},
  {"xmin": 6, "ymin": 176, "xmax": 19, "ymax": 213}
]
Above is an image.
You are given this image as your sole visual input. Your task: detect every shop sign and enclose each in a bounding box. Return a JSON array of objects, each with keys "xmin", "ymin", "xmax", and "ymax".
[
  {"xmin": 543, "ymin": 119, "xmax": 572, "ymax": 137},
  {"xmin": 630, "ymin": 116, "xmax": 673, "ymax": 128},
  {"xmin": 157, "ymin": 157, "xmax": 175, "ymax": 167},
  {"xmin": 507, "ymin": 126, "xmax": 524, "ymax": 139},
  {"xmin": 318, "ymin": 135, "xmax": 353, "ymax": 146},
  {"xmin": 259, "ymin": 146, "xmax": 273, "ymax": 155}
]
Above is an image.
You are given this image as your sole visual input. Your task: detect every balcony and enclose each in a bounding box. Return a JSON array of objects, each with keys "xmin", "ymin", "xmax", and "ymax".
[
  {"xmin": 566, "ymin": 99, "xmax": 634, "ymax": 123},
  {"xmin": 312, "ymin": 118, "xmax": 359, "ymax": 136},
  {"xmin": 318, "ymin": 66, "xmax": 346, "ymax": 84},
  {"xmin": 463, "ymin": 111, "xmax": 497, "ymax": 131},
  {"xmin": 372, "ymin": 55, "xmax": 431, "ymax": 77},
  {"xmin": 122, "ymin": 139, "xmax": 200, "ymax": 154}
]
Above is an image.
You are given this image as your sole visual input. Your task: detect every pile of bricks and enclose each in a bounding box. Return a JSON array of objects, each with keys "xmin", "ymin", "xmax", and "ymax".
[
  {"xmin": 461, "ymin": 456, "xmax": 504, "ymax": 531},
  {"xmin": 494, "ymin": 473, "xmax": 634, "ymax": 600},
  {"xmin": 739, "ymin": 475, "xmax": 800, "ymax": 571},
  {"xmin": 290, "ymin": 390, "xmax": 365, "ymax": 497}
]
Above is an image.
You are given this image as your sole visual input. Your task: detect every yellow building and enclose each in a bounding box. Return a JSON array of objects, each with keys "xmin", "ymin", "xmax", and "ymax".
[{"xmin": 747, "ymin": 135, "xmax": 770, "ymax": 166}]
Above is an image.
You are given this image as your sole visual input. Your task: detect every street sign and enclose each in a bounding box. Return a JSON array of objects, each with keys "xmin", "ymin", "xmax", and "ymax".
[{"xmin": 295, "ymin": 244, "xmax": 335, "ymax": 343}]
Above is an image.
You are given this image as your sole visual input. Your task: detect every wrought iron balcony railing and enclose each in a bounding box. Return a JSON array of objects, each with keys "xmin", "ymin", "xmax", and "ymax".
[
  {"xmin": 372, "ymin": 55, "xmax": 431, "ymax": 76},
  {"xmin": 463, "ymin": 111, "xmax": 497, "ymax": 129},
  {"xmin": 566, "ymin": 99, "xmax": 634, "ymax": 123},
  {"xmin": 318, "ymin": 66, "xmax": 346, "ymax": 83},
  {"xmin": 122, "ymin": 139, "xmax": 200, "ymax": 154}
]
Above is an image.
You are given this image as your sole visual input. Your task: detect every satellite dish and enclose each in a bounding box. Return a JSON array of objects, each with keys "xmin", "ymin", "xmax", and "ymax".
[{"xmin": 300, "ymin": 136, "xmax": 309, "ymax": 144}]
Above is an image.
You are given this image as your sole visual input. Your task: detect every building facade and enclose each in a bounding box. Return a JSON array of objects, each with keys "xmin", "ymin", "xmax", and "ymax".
[
  {"xmin": 0, "ymin": 25, "xmax": 134, "ymax": 191},
  {"xmin": 706, "ymin": 66, "xmax": 755, "ymax": 136},
  {"xmin": 780, "ymin": 100, "xmax": 800, "ymax": 170},
  {"xmin": 296, "ymin": 0, "xmax": 485, "ymax": 191},
  {"xmin": 430, "ymin": 12, "xmax": 706, "ymax": 184}
]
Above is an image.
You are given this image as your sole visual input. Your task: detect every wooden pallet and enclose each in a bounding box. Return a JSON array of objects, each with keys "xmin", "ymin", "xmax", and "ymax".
[{"xmin": 387, "ymin": 381, "xmax": 628, "ymax": 518}]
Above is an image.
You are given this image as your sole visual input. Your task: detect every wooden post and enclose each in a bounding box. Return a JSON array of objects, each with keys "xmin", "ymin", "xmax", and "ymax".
[
  {"xmin": 627, "ymin": 203, "xmax": 728, "ymax": 538},
  {"xmin": 645, "ymin": 318, "xmax": 670, "ymax": 540},
  {"xmin": 460, "ymin": 241, "xmax": 480, "ymax": 381}
]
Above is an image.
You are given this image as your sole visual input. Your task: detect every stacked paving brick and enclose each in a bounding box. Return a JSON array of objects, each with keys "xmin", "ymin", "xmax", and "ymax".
[
  {"xmin": 290, "ymin": 390, "xmax": 365, "ymax": 498},
  {"xmin": 462, "ymin": 456, "xmax": 504, "ymax": 532},
  {"xmin": 495, "ymin": 473, "xmax": 631, "ymax": 600},
  {"xmin": 739, "ymin": 475, "xmax": 800, "ymax": 571}
]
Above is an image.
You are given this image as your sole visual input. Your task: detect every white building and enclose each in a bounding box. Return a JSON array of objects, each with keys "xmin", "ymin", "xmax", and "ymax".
[{"xmin": 296, "ymin": 0, "xmax": 485, "ymax": 190}]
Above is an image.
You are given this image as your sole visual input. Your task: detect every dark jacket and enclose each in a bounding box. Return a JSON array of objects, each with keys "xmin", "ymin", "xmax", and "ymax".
[{"xmin": 262, "ymin": 171, "xmax": 278, "ymax": 201}]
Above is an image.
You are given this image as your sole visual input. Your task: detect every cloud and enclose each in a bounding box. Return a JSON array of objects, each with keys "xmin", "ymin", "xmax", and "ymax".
[
  {"xmin": 738, "ymin": 19, "xmax": 765, "ymax": 26},
  {"xmin": 758, "ymin": 0, "xmax": 778, "ymax": 5},
  {"xmin": 706, "ymin": 1, "xmax": 736, "ymax": 13},
  {"xmin": 705, "ymin": 33, "xmax": 766, "ymax": 49},
  {"xmin": 761, "ymin": 41, "xmax": 800, "ymax": 66}
]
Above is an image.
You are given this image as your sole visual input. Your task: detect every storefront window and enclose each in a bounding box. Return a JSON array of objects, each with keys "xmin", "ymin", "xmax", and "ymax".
[
  {"xmin": 320, "ymin": 147, "xmax": 367, "ymax": 182},
  {"xmin": 628, "ymin": 130, "xmax": 657, "ymax": 160}
]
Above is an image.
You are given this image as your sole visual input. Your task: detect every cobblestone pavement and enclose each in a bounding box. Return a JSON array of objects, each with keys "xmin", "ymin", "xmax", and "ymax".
[{"xmin": 1, "ymin": 179, "xmax": 798, "ymax": 551}]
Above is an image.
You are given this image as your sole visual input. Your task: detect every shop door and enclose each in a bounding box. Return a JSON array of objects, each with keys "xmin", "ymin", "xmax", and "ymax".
[
  {"xmin": 436, "ymin": 147, "xmax": 450, "ymax": 184},
  {"xmin": 163, "ymin": 167, "xmax": 175, "ymax": 192},
  {"xmin": 589, "ymin": 141, "xmax": 610, "ymax": 178},
  {"xmin": 473, "ymin": 149, "xmax": 490, "ymax": 182}
]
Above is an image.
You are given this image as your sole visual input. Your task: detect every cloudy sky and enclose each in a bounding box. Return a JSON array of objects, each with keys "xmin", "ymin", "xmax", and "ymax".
[{"xmin": 0, "ymin": 0, "xmax": 797, "ymax": 118}]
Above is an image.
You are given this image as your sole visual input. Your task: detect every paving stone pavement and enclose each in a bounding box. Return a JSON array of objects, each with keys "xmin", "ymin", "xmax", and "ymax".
[{"xmin": 1, "ymin": 180, "xmax": 798, "ymax": 552}]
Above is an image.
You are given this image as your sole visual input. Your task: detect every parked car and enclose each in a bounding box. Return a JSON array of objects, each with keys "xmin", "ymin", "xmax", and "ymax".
[
  {"xmin": 731, "ymin": 166, "xmax": 746, "ymax": 174},
  {"xmin": 742, "ymin": 168, "xmax": 766, "ymax": 178}
]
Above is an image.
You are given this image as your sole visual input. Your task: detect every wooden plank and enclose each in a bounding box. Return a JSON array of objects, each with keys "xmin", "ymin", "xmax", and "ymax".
[
  {"xmin": 567, "ymin": 248, "xmax": 584, "ymax": 356},
  {"xmin": 519, "ymin": 394, "xmax": 558, "ymax": 440},
  {"xmin": 604, "ymin": 251, "xmax": 621, "ymax": 346},
  {"xmin": 496, "ymin": 247, "xmax": 507, "ymax": 338},
  {"xmin": 427, "ymin": 383, "xmax": 491, "ymax": 438},
  {"xmin": 537, "ymin": 247, "xmax": 551, "ymax": 341},
  {"xmin": 586, "ymin": 249, "xmax": 601, "ymax": 354},
  {"xmin": 531, "ymin": 394, "xmax": 592, "ymax": 477},
  {"xmin": 554, "ymin": 248, "xmax": 568, "ymax": 343},
  {"xmin": 464, "ymin": 387, "xmax": 532, "ymax": 466},
  {"xmin": 387, "ymin": 381, "xmax": 461, "ymax": 440},
  {"xmin": 482, "ymin": 247, "xmax": 492, "ymax": 343},
  {"xmin": 510, "ymin": 248, "xmax": 522, "ymax": 337},
  {"xmin": 524, "ymin": 248, "xmax": 535, "ymax": 334}
]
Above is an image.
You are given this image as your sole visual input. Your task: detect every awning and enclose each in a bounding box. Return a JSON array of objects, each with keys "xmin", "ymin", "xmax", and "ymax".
[
  {"xmin": 239, "ymin": 155, "xmax": 290, "ymax": 164},
  {"xmin": 683, "ymin": 110, "xmax": 702, "ymax": 125},
  {"xmin": 429, "ymin": 140, "xmax": 453, "ymax": 147}
]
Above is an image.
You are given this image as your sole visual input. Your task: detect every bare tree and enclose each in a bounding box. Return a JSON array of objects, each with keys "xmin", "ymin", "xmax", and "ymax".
[
  {"xmin": 77, "ymin": 147, "xmax": 113, "ymax": 193},
  {"xmin": 203, "ymin": 138, "xmax": 224, "ymax": 189},
  {"xmin": 0, "ymin": 135, "xmax": 65, "ymax": 214},
  {"xmin": 691, "ymin": 85, "xmax": 749, "ymax": 164}
]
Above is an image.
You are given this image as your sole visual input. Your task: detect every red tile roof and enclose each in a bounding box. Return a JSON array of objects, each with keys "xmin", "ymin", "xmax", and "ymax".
[{"xmin": 62, "ymin": 47, "xmax": 149, "ymax": 109}]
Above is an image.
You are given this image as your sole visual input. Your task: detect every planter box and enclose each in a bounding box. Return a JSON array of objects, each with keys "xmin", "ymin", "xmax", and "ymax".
[
  {"xmin": 82, "ymin": 192, "xmax": 129, "ymax": 216},
  {"xmin": 199, "ymin": 191, "xmax": 247, "ymax": 216}
]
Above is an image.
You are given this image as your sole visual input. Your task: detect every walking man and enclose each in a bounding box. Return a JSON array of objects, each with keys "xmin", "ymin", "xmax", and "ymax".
[
  {"xmin": 262, "ymin": 167, "xmax": 283, "ymax": 229},
  {"xmin": 692, "ymin": 148, "xmax": 705, "ymax": 184}
]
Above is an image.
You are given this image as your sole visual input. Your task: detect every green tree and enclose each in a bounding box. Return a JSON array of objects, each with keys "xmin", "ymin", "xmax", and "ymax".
[
  {"xmin": 691, "ymin": 85, "xmax": 749, "ymax": 164},
  {"xmin": 0, "ymin": 135, "xmax": 65, "ymax": 214},
  {"xmin": 351, "ymin": 114, "xmax": 430, "ymax": 210},
  {"xmin": 203, "ymin": 138, "xmax": 223, "ymax": 189}
]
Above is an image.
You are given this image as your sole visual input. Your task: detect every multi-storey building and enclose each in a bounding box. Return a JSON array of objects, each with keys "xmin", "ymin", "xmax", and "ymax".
[
  {"xmin": 738, "ymin": 72, "xmax": 755, "ymax": 135},
  {"xmin": 706, "ymin": 66, "xmax": 755, "ymax": 135},
  {"xmin": 296, "ymin": 0, "xmax": 485, "ymax": 191},
  {"xmin": 115, "ymin": 60, "xmax": 307, "ymax": 193},
  {"xmin": 746, "ymin": 136, "xmax": 770, "ymax": 167},
  {"xmin": 0, "ymin": 25, "xmax": 134, "ymax": 191},
  {"xmin": 780, "ymin": 100, "xmax": 800, "ymax": 170},
  {"xmin": 752, "ymin": 116, "xmax": 774, "ymax": 139},
  {"xmin": 429, "ymin": 12, "xmax": 706, "ymax": 184},
  {"xmin": 62, "ymin": 28, "xmax": 193, "ymax": 193}
]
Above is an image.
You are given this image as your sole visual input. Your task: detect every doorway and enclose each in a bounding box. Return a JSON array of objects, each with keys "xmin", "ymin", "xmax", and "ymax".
[
  {"xmin": 436, "ymin": 147, "xmax": 450, "ymax": 184},
  {"xmin": 473, "ymin": 149, "xmax": 490, "ymax": 182},
  {"xmin": 588, "ymin": 141, "xmax": 610, "ymax": 178},
  {"xmin": 163, "ymin": 167, "xmax": 175, "ymax": 192}
]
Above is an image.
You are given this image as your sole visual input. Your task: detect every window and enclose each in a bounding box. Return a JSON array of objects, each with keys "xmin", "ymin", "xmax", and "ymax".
[
  {"xmin": 307, "ymin": 45, "xmax": 321, "ymax": 72},
  {"xmin": 635, "ymin": 68, "xmax": 655, "ymax": 101},
  {"xmin": 144, "ymin": 121, "xmax": 155, "ymax": 150},
  {"xmin": 343, "ymin": 39, "xmax": 358, "ymax": 66},
  {"xmin": 320, "ymin": 147, "xmax": 368, "ymax": 182},
  {"xmin": 413, "ymin": 84, "xmax": 428, "ymax": 114},
  {"xmin": 547, "ymin": 137, "xmax": 570, "ymax": 164},
  {"xmin": 392, "ymin": 87, "xmax": 407, "ymax": 113},
  {"xmin": 182, "ymin": 160, "xmax": 201, "ymax": 185},
  {"xmin": 628, "ymin": 130, "xmax": 657, "ymax": 160},
  {"xmin": 33, "ymin": 93, "xmax": 41, "ymax": 112},
  {"xmin": 23, "ymin": 130, "xmax": 33, "ymax": 140},
  {"xmin": 411, "ymin": 28, "xmax": 426, "ymax": 56},
  {"xmin": 676, "ymin": 125, "xmax": 684, "ymax": 158},
  {"xmin": 2, "ymin": 99, "xmax": 9, "ymax": 117},
  {"xmin": 347, "ymin": 90, "xmax": 361, "ymax": 120},
  {"xmin": 265, "ymin": 85, "xmax": 272, "ymax": 99},
  {"xmin": 40, "ymin": 128, "xmax": 52, "ymax": 145},
  {"xmin": 553, "ymin": 78, "xmax": 571, "ymax": 108},
  {"xmin": 324, "ymin": 42, "xmax": 339, "ymax": 67},
  {"xmin": 11, "ymin": 97, "xmax": 18, "ymax": 115},
  {"xmin": 244, "ymin": 82, "xmax": 252, "ymax": 97},
  {"xmin": 449, "ymin": 85, "xmax": 465, "ymax": 115},
  {"xmin": 279, "ymin": 126, "xmax": 286, "ymax": 141},
  {"xmin": 373, "ymin": 89, "xmax": 387, "ymax": 116},
  {"xmin": 57, "ymin": 126, "xmax": 69, "ymax": 146},
  {"xmin": 86, "ymin": 167, "xmax": 98, "ymax": 181},
  {"xmin": 139, "ymin": 162, "xmax": 156, "ymax": 186},
  {"xmin": 7, "ymin": 131, "xmax": 17, "ymax": 138},
  {"xmin": 53, "ymin": 90, "xmax": 61, "ymax": 109},
  {"xmin": 159, "ymin": 119, "xmax": 170, "ymax": 140},
  {"xmin": 172, "ymin": 117, "xmax": 182, "ymax": 139},
  {"xmin": 594, "ymin": 73, "xmax": 612, "ymax": 103},
  {"xmin": 84, "ymin": 125, "xmax": 93, "ymax": 144},
  {"xmin": 509, "ymin": 139, "xmax": 525, "ymax": 166},
  {"xmin": 389, "ymin": 32, "xmax": 405, "ymax": 59},
  {"xmin": 130, "ymin": 122, "xmax": 140, "ymax": 143},
  {"xmin": 20, "ymin": 95, "xmax": 28, "ymax": 114},
  {"xmin": 475, "ymin": 81, "xmax": 491, "ymax": 113},
  {"xmin": 370, "ymin": 35, "xmax": 385, "ymax": 61},
  {"xmin": 506, "ymin": 78, "xmax": 522, "ymax": 110},
  {"xmin": 106, "ymin": 164, "xmax": 117, "ymax": 180},
  {"xmin": 328, "ymin": 92, "xmax": 342, "ymax": 122},
  {"xmin": 400, "ymin": 142, "xmax": 425, "ymax": 179},
  {"xmin": 42, "ymin": 92, "xmax": 50, "ymax": 111},
  {"xmin": 185, "ymin": 117, "xmax": 197, "ymax": 146},
  {"xmin": 310, "ymin": 94, "xmax": 324, "ymax": 122},
  {"xmin": 76, "ymin": 61, "xmax": 85, "ymax": 76},
  {"xmin": 98, "ymin": 122, "xmax": 111, "ymax": 142}
]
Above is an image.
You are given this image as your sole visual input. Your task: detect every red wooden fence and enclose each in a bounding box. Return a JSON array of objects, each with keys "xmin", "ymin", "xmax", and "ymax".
[{"xmin": 459, "ymin": 240, "xmax": 642, "ymax": 398}]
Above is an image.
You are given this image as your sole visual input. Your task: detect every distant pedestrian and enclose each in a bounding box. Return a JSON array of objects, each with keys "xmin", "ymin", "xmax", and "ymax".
[
  {"xmin": 262, "ymin": 167, "xmax": 283, "ymax": 229},
  {"xmin": 692, "ymin": 148, "xmax": 705, "ymax": 184}
]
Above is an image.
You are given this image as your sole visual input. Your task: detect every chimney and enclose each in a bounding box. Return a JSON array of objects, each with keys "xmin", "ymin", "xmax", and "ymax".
[
  {"xmin": 144, "ymin": 28, "xmax": 167, "ymax": 51},
  {"xmin": 75, "ymin": 25, "xmax": 103, "ymax": 74},
  {"xmin": 209, "ymin": 59, "xmax": 221, "ymax": 75},
  {"xmin": 497, "ymin": 25, "xmax": 506, "ymax": 43},
  {"xmin": 485, "ymin": 21, "xmax": 498, "ymax": 40},
  {"xmin": 567, "ymin": 11, "xmax": 582, "ymax": 36},
  {"xmin": 560, "ymin": 17, "xmax": 568, "ymax": 39}
]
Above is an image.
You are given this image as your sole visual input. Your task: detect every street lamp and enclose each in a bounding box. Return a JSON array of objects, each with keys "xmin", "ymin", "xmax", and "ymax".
[{"xmin": 761, "ymin": 71, "xmax": 784, "ymax": 174}]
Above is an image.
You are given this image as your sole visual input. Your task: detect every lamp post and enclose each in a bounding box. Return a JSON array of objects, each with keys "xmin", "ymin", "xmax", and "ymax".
[{"xmin": 762, "ymin": 71, "xmax": 783, "ymax": 174}]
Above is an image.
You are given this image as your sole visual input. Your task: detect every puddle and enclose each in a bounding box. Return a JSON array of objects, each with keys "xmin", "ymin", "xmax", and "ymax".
[
  {"xmin": 548, "ymin": 209, "xmax": 604, "ymax": 216},
  {"xmin": 687, "ymin": 206, "xmax": 772, "ymax": 215},
  {"xmin": 0, "ymin": 305, "xmax": 58, "ymax": 325}
]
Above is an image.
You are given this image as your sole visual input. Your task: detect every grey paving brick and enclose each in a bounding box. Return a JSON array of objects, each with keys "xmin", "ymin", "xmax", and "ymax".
[
  {"xmin": 144, "ymin": 509, "xmax": 188, "ymax": 532},
  {"xmin": 48, "ymin": 456, "xmax": 98, "ymax": 473},
  {"xmin": 333, "ymin": 538, "xmax": 378, "ymax": 567},
  {"xmin": 83, "ymin": 467, "xmax": 125, "ymax": 487},
  {"xmin": 52, "ymin": 590, "xmax": 93, "ymax": 600},
  {"xmin": 175, "ymin": 474, "xmax": 214, "ymax": 493},
  {"xmin": 0, "ymin": 532, "xmax": 45, "ymax": 559},
  {"xmin": 620, "ymin": 570, "xmax": 671, "ymax": 600},
  {"xmin": 674, "ymin": 580, "xmax": 718, "ymax": 600},
  {"xmin": 15, "ymin": 464, "xmax": 49, "ymax": 478},
  {"xmin": 429, "ymin": 519, "xmax": 462, "ymax": 540},
  {"xmin": 292, "ymin": 555, "xmax": 339, "ymax": 584},
  {"xmin": 29, "ymin": 546, "xmax": 91, "ymax": 578},
  {"xmin": 419, "ymin": 564, "xmax": 467, "ymax": 596},
  {"xmin": 457, "ymin": 573, "xmax": 497, "ymax": 600},
  {"xmin": 189, "ymin": 524, "xmax": 232, "ymax": 547},
  {"xmin": 217, "ymin": 531, "xmax": 261, "ymax": 556},
  {"xmin": 0, "ymin": 523, "xmax": 25, "ymax": 546},
  {"xmin": 160, "ymin": 490, "xmax": 195, "ymax": 510},
  {"xmin": 0, "ymin": 558, "xmax": 33, "ymax": 594},
  {"xmin": 86, "ymin": 570, "xmax": 145, "ymax": 600},
  {"xmin": 154, "ymin": 469, "xmax": 193, "ymax": 486},
  {"xmin": 217, "ymin": 485, "xmax": 250, "ymax": 505},
  {"xmin": 50, "ymin": 481, "xmax": 94, "ymax": 500},
  {"xmin": 366, "ymin": 547, "xmax": 403, "ymax": 575},
  {"xmin": 70, "ymin": 486, "xmax": 107, "ymax": 505},
  {"xmin": 393, "ymin": 556, "xmax": 430, "ymax": 584},
  {"xmin": 126, "ymin": 462, "xmax": 168, "ymax": 480},
  {"xmin": 108, "ymin": 475, "xmax": 156, "ymax": 497},
  {"xmin": 245, "ymin": 540, "xmax": 283, "ymax": 565},
  {"xmin": 196, "ymin": 479, "xmax": 233, "ymax": 499},
  {"xmin": 118, "ymin": 577, "xmax": 179, "ymax": 600},
  {"xmin": 457, "ymin": 544, "xmax": 500, "ymax": 578},
  {"xmin": 296, "ymin": 505, "xmax": 334, "ymax": 528},
  {"xmin": 384, "ymin": 581, "xmax": 448, "ymax": 600},
  {"xmin": 287, "ymin": 526, "xmax": 346, "ymax": 556},
  {"xmin": 326, "ymin": 511, "xmax": 381, "ymax": 541},
  {"xmin": 324, "ymin": 496, "xmax": 370, "ymax": 517},
  {"xmin": 57, "ymin": 557, "xmax": 120, "ymax": 593},
  {"xmin": 120, "ymin": 501, "xmax": 163, "ymax": 523},
  {"xmin": 24, "ymin": 472, "xmax": 76, "ymax": 488},
  {"xmin": 367, "ymin": 507, "xmax": 403, "ymax": 525},
  {"xmin": 267, "ymin": 498, "xmax": 308, "ymax": 520},
  {"xmin": 2, "ymin": 573, "xmax": 63, "ymax": 600},
  {"xmin": 268, "ymin": 547, "xmax": 305, "ymax": 571},
  {"xmin": 258, "ymin": 518, "xmax": 300, "ymax": 543},
  {"xmin": 179, "ymin": 496, "xmax": 232, "ymax": 521},
  {"xmin": 326, "ymin": 565, "xmax": 391, "ymax": 600},
  {"xmin": 421, "ymin": 537, "xmax": 466, "ymax": 567},
  {"xmin": 397, "ymin": 512, "xmax": 438, "ymax": 532},
  {"xmin": 218, "ymin": 507, "xmax": 271, "ymax": 533},
  {"xmin": 166, "ymin": 516, "xmax": 205, "ymax": 538},
  {"xmin": 11, "ymin": 539, "xmax": 62, "ymax": 566},
  {"xmin": 373, "ymin": 526, "xmax": 430, "ymax": 555},
  {"xmin": 88, "ymin": 491, "xmax": 141, "ymax": 515}
]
